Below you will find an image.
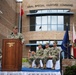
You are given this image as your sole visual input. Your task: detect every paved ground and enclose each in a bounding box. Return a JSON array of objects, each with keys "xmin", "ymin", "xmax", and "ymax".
[{"xmin": 22, "ymin": 62, "xmax": 30, "ymax": 68}]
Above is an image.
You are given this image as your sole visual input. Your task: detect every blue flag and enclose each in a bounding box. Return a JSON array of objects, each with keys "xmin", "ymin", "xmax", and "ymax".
[{"xmin": 61, "ymin": 26, "xmax": 69, "ymax": 50}]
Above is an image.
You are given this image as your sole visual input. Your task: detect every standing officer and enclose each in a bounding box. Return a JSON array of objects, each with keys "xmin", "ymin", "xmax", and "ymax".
[
  {"xmin": 7, "ymin": 26, "xmax": 25, "ymax": 44},
  {"xmin": 42, "ymin": 42, "xmax": 51, "ymax": 69},
  {"xmin": 35, "ymin": 44, "xmax": 44, "ymax": 68},
  {"xmin": 49, "ymin": 41, "xmax": 60, "ymax": 69}
]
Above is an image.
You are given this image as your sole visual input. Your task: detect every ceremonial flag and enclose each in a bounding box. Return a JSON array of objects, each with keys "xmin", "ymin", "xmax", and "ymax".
[
  {"xmin": 72, "ymin": 24, "xmax": 76, "ymax": 43},
  {"xmin": 61, "ymin": 26, "xmax": 70, "ymax": 58},
  {"xmin": 72, "ymin": 24, "xmax": 76, "ymax": 58},
  {"xmin": 61, "ymin": 26, "xmax": 69, "ymax": 50}
]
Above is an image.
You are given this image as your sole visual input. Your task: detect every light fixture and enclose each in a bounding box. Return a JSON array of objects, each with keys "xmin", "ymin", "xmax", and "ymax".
[{"xmin": 16, "ymin": 0, "xmax": 23, "ymax": 2}]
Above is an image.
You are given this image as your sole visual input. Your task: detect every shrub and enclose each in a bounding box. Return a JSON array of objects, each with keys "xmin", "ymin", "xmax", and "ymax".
[
  {"xmin": 22, "ymin": 58, "xmax": 28, "ymax": 63},
  {"xmin": 64, "ymin": 65, "xmax": 76, "ymax": 75}
]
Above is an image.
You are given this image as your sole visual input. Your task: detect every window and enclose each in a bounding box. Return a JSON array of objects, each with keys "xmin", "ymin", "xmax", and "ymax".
[{"xmin": 30, "ymin": 9, "xmax": 70, "ymax": 31}]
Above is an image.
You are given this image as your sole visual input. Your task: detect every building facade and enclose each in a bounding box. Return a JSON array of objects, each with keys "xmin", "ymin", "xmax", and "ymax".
[
  {"xmin": 0, "ymin": 0, "xmax": 76, "ymax": 57},
  {"xmin": 0, "ymin": 0, "xmax": 17, "ymax": 48},
  {"xmin": 21, "ymin": 0, "xmax": 76, "ymax": 57}
]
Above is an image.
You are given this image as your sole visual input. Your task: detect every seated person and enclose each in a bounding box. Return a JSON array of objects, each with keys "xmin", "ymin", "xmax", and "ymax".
[
  {"xmin": 42, "ymin": 43, "xmax": 51, "ymax": 69},
  {"xmin": 28, "ymin": 50, "xmax": 31, "ymax": 59},
  {"xmin": 49, "ymin": 41, "xmax": 60, "ymax": 69},
  {"xmin": 35, "ymin": 44, "xmax": 44, "ymax": 68},
  {"xmin": 28, "ymin": 51, "xmax": 35, "ymax": 68}
]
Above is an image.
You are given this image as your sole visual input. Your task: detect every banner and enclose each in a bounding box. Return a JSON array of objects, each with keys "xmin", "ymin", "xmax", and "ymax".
[{"xmin": 0, "ymin": 72, "xmax": 61, "ymax": 75}]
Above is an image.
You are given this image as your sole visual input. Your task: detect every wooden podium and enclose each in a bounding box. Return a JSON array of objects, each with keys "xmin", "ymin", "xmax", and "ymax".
[{"xmin": 2, "ymin": 39, "xmax": 23, "ymax": 71}]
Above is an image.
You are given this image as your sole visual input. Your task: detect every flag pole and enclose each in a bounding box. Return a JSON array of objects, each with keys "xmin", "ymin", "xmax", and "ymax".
[
  {"xmin": 16, "ymin": 0, "xmax": 23, "ymax": 33},
  {"xmin": 66, "ymin": 23, "xmax": 69, "ymax": 59},
  {"xmin": 18, "ymin": 2, "xmax": 22, "ymax": 33},
  {"xmin": 71, "ymin": 23, "xmax": 75, "ymax": 56}
]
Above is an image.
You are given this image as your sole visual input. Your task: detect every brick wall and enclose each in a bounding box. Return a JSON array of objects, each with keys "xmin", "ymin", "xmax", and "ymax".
[
  {"xmin": 23, "ymin": 0, "xmax": 76, "ymax": 10},
  {"xmin": 0, "ymin": 0, "xmax": 17, "ymax": 49},
  {"xmin": 21, "ymin": 0, "xmax": 76, "ymax": 57},
  {"xmin": 62, "ymin": 59, "xmax": 76, "ymax": 73},
  {"xmin": 0, "ymin": 0, "xmax": 76, "ymax": 57}
]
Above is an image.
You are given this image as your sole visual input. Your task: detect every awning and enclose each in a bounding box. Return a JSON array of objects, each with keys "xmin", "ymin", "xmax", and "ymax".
[
  {"xmin": 26, "ymin": 12, "xmax": 74, "ymax": 16},
  {"xmin": 25, "ymin": 43, "xmax": 46, "ymax": 46},
  {"xmin": 25, "ymin": 43, "xmax": 63, "ymax": 46},
  {"xmin": 25, "ymin": 43, "xmax": 38, "ymax": 46}
]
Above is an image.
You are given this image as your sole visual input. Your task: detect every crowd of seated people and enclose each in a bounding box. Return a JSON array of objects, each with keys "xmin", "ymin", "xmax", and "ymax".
[{"xmin": 28, "ymin": 41, "xmax": 60, "ymax": 69}]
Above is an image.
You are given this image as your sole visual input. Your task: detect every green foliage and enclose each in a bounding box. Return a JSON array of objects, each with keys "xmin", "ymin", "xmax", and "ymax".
[
  {"xmin": 22, "ymin": 58, "xmax": 28, "ymax": 63},
  {"xmin": 64, "ymin": 65, "xmax": 76, "ymax": 75}
]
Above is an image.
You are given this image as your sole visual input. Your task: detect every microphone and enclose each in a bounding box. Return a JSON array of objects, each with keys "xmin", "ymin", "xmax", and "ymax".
[{"xmin": 11, "ymin": 32, "xmax": 13, "ymax": 35}]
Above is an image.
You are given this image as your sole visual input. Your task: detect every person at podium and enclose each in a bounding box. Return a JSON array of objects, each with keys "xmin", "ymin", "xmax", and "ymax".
[{"xmin": 7, "ymin": 26, "xmax": 25, "ymax": 44}]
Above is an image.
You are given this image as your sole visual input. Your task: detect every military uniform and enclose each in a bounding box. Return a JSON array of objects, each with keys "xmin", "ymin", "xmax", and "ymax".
[
  {"xmin": 8, "ymin": 32, "xmax": 25, "ymax": 43},
  {"xmin": 42, "ymin": 47, "xmax": 51, "ymax": 66},
  {"xmin": 49, "ymin": 47, "xmax": 60, "ymax": 69},
  {"xmin": 35, "ymin": 48, "xmax": 44, "ymax": 67},
  {"xmin": 7, "ymin": 26, "xmax": 25, "ymax": 43},
  {"xmin": 28, "ymin": 51, "xmax": 35, "ymax": 67}
]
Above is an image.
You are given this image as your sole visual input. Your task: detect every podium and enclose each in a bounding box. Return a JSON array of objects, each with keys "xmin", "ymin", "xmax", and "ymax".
[{"xmin": 2, "ymin": 39, "xmax": 23, "ymax": 71}]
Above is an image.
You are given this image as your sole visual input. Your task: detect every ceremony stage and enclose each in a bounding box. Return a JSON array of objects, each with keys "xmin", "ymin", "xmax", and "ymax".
[
  {"xmin": 1, "ymin": 39, "xmax": 61, "ymax": 75},
  {"xmin": 0, "ymin": 59, "xmax": 61, "ymax": 75},
  {"xmin": 0, "ymin": 67, "xmax": 61, "ymax": 75}
]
